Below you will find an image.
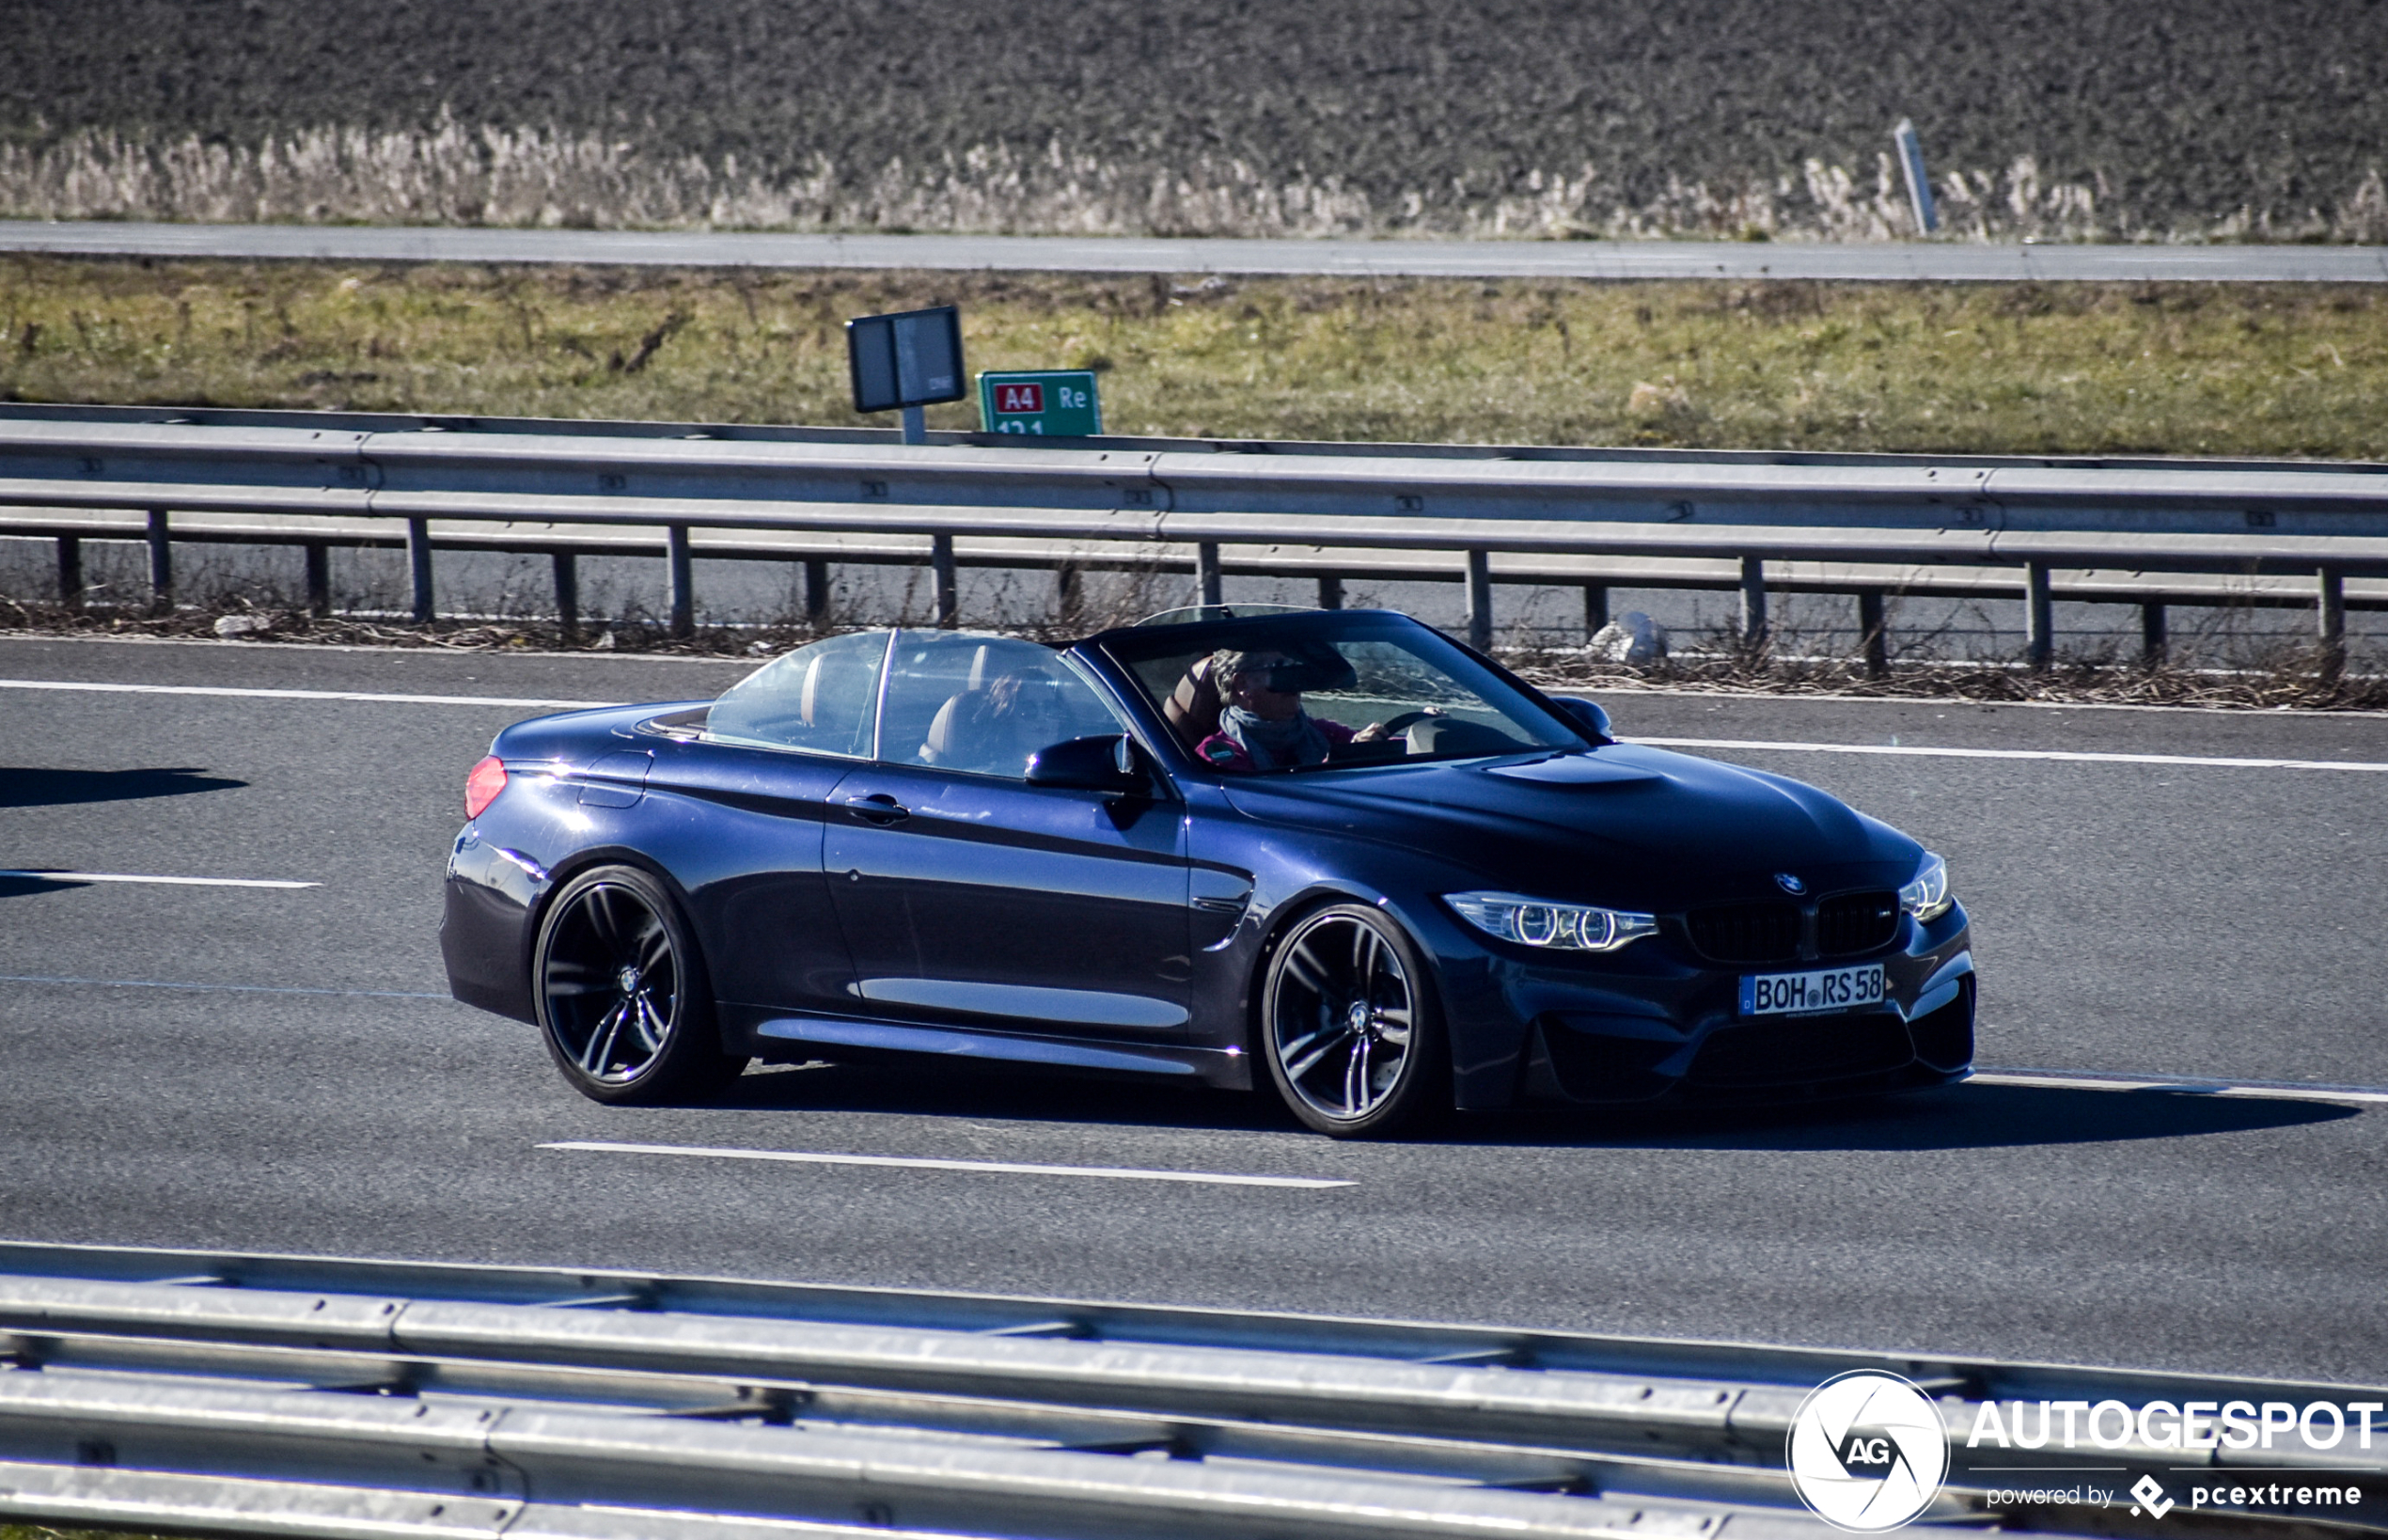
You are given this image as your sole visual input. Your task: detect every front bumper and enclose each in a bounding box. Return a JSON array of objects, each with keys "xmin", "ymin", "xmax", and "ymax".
[{"xmin": 1479, "ymin": 904, "xmax": 1974, "ymax": 1107}]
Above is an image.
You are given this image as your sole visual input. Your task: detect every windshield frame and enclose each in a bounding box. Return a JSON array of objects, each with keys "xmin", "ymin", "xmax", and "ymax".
[{"xmin": 1082, "ymin": 608, "xmax": 1594, "ymax": 777}]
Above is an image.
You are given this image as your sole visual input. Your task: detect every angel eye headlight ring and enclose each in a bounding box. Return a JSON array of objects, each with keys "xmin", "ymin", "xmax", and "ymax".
[
  {"xmin": 1899, "ymin": 852, "xmax": 1953, "ymax": 921},
  {"xmin": 1444, "ymin": 891, "xmax": 1657, "ymax": 953}
]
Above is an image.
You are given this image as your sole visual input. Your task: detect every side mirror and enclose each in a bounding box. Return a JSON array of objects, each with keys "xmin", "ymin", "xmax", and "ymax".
[
  {"xmin": 1027, "ymin": 734, "xmax": 1150, "ymax": 795},
  {"xmin": 1550, "ymin": 697, "xmax": 1613, "ymax": 745}
]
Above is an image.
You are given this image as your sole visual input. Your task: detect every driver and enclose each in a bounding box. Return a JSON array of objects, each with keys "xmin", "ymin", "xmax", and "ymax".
[{"xmin": 1196, "ymin": 649, "xmax": 1389, "ymax": 771}]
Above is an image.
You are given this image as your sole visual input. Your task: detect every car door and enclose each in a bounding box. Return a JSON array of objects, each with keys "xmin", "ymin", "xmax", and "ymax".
[
  {"xmin": 824, "ymin": 632, "xmax": 1192, "ymax": 1039},
  {"xmin": 652, "ymin": 629, "xmax": 888, "ymax": 1017}
]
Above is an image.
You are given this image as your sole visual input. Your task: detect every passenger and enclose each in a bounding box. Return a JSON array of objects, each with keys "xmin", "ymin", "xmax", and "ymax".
[
  {"xmin": 930, "ymin": 666, "xmax": 1068, "ymax": 777},
  {"xmin": 1195, "ymin": 649, "xmax": 1389, "ymax": 771}
]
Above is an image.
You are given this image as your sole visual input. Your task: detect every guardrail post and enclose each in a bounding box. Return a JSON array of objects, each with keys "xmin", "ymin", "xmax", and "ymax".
[
  {"xmin": 1465, "ymin": 549, "xmax": 1493, "ymax": 651},
  {"xmin": 304, "ymin": 542, "xmax": 331, "ymax": 618},
  {"xmin": 2024, "ymin": 561, "xmax": 2053, "ymax": 669},
  {"xmin": 552, "ymin": 552, "xmax": 579, "ymax": 641},
  {"xmin": 668, "ymin": 526, "xmax": 694, "ymax": 637},
  {"xmin": 1738, "ymin": 556, "xmax": 1767, "ymax": 651},
  {"xmin": 1317, "ymin": 574, "xmax": 1343, "ymax": 610},
  {"xmin": 1583, "ymin": 584, "xmax": 1610, "ymax": 641},
  {"xmin": 2318, "ymin": 566, "xmax": 2346, "ymax": 681},
  {"xmin": 406, "ymin": 518, "xmax": 434, "ymax": 623},
  {"xmin": 1196, "ymin": 542, "xmax": 1222, "ymax": 606},
  {"xmin": 55, "ymin": 535, "xmax": 81, "ymax": 611},
  {"xmin": 1055, "ymin": 560, "xmax": 1082, "ymax": 624},
  {"xmin": 2140, "ymin": 602, "xmax": 2166, "ymax": 668},
  {"xmin": 803, "ymin": 558, "xmax": 830, "ymax": 625},
  {"xmin": 146, "ymin": 510, "xmax": 172, "ymax": 614},
  {"xmin": 932, "ymin": 534, "xmax": 958, "ymax": 627},
  {"xmin": 1859, "ymin": 590, "xmax": 1890, "ymax": 679}
]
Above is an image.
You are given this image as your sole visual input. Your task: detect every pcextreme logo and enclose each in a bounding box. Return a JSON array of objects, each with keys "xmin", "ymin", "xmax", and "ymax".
[{"xmin": 1786, "ymin": 1371, "xmax": 1951, "ymax": 1532}]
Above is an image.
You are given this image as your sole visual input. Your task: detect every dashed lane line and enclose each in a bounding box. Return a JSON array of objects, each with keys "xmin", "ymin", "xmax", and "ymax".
[
  {"xmin": 1636, "ymin": 737, "xmax": 2388, "ymax": 773},
  {"xmin": 0, "ymin": 870, "xmax": 317, "ymax": 888},
  {"xmin": 540, "ymin": 1139, "xmax": 1356, "ymax": 1189},
  {"xmin": 0, "ymin": 972, "xmax": 448, "ymax": 998},
  {"xmin": 0, "ymin": 678, "xmax": 617, "ymax": 709}
]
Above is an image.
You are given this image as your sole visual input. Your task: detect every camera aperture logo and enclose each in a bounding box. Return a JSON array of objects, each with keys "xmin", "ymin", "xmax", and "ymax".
[{"xmin": 1787, "ymin": 1371, "xmax": 1951, "ymax": 1532}]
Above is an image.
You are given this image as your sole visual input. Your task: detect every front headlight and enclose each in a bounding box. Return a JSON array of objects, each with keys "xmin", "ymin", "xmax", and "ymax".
[
  {"xmin": 1444, "ymin": 891, "xmax": 1658, "ymax": 952},
  {"xmin": 1899, "ymin": 852, "xmax": 1953, "ymax": 921}
]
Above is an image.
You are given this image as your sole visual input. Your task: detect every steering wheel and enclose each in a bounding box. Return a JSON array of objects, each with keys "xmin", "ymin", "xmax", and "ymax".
[{"xmin": 1365, "ymin": 709, "xmax": 1448, "ymax": 752}]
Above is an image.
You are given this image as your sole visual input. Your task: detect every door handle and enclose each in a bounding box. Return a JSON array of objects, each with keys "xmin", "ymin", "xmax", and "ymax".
[{"xmin": 842, "ymin": 793, "xmax": 910, "ymax": 825}]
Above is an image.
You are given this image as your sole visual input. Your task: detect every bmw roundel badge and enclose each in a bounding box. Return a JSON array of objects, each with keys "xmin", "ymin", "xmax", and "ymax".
[{"xmin": 1775, "ymin": 872, "xmax": 1807, "ymax": 895}]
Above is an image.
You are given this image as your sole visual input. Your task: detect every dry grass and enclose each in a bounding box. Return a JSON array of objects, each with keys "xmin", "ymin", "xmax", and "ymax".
[
  {"xmin": 4, "ymin": 259, "xmax": 2388, "ymax": 459},
  {"xmin": 0, "ymin": 124, "xmax": 2142, "ymax": 244},
  {"xmin": 1510, "ymin": 626, "xmax": 2388, "ymax": 713}
]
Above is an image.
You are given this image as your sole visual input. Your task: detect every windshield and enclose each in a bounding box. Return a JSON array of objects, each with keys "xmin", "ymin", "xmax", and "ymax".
[{"xmin": 1099, "ymin": 612, "xmax": 1581, "ymax": 773}]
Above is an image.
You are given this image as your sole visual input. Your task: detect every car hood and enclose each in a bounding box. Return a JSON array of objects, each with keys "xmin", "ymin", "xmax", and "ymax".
[{"xmin": 1216, "ymin": 743, "xmax": 1922, "ymax": 911}]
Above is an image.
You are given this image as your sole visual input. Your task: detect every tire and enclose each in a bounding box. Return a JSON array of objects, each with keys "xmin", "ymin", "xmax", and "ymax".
[
  {"xmin": 1259, "ymin": 903, "xmax": 1448, "ymax": 1138},
  {"xmin": 532, "ymin": 864, "xmax": 747, "ymax": 1106}
]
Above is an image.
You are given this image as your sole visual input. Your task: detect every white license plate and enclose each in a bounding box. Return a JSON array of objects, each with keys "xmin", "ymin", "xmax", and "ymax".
[{"xmin": 1739, "ymin": 964, "xmax": 1887, "ymax": 1016}]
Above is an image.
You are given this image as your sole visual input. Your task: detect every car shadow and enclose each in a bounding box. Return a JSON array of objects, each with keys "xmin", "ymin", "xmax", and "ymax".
[
  {"xmin": 1443, "ymin": 1080, "xmax": 2359, "ymax": 1153},
  {"xmin": 704, "ymin": 1063, "xmax": 2356, "ymax": 1151},
  {"xmin": 0, "ymin": 766, "xmax": 247, "ymax": 809}
]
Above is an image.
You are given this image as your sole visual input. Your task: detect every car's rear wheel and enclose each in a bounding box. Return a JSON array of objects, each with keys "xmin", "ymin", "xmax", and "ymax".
[
  {"xmin": 1261, "ymin": 903, "xmax": 1446, "ymax": 1137},
  {"xmin": 533, "ymin": 865, "xmax": 746, "ymax": 1105}
]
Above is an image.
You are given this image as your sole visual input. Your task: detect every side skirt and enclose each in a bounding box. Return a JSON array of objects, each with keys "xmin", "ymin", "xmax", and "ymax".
[{"xmin": 719, "ymin": 1004, "xmax": 1251, "ymax": 1087}]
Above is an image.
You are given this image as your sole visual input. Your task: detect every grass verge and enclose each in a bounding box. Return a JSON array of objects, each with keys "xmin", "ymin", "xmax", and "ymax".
[{"xmin": 2, "ymin": 259, "xmax": 2386, "ymax": 459}]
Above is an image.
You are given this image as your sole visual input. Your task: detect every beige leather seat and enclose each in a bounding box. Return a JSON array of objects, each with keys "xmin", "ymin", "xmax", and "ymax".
[
  {"xmin": 1163, "ymin": 653, "xmax": 1223, "ymax": 748},
  {"xmin": 921, "ymin": 646, "xmax": 1064, "ymax": 777}
]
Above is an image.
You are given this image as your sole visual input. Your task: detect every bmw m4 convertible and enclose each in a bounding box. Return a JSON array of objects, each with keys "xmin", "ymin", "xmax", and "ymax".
[{"xmin": 442, "ymin": 605, "xmax": 1973, "ymax": 1136}]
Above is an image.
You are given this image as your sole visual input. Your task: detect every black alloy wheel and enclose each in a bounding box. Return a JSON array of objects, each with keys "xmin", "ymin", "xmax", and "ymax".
[
  {"xmin": 1261, "ymin": 903, "xmax": 1446, "ymax": 1137},
  {"xmin": 533, "ymin": 865, "xmax": 746, "ymax": 1105}
]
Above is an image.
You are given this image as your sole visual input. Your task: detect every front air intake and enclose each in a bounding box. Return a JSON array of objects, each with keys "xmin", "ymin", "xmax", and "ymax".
[
  {"xmin": 1816, "ymin": 890, "xmax": 1899, "ymax": 956},
  {"xmin": 1683, "ymin": 901, "xmax": 1800, "ymax": 966}
]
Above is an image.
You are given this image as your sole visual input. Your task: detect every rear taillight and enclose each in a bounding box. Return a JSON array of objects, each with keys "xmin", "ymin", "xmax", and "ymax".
[{"xmin": 464, "ymin": 756, "xmax": 508, "ymax": 819}]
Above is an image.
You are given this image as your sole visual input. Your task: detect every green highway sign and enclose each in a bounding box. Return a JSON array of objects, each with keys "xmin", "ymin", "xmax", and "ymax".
[{"xmin": 978, "ymin": 369, "xmax": 1103, "ymax": 437}]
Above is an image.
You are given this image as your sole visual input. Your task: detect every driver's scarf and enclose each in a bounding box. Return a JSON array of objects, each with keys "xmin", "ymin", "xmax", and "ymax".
[{"xmin": 1219, "ymin": 705, "xmax": 1331, "ymax": 769}]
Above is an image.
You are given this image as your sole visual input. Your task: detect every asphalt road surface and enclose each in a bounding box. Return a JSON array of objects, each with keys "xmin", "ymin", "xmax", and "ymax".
[
  {"xmin": 2, "ymin": 635, "xmax": 2382, "ymax": 1390},
  {"xmin": 6, "ymin": 221, "xmax": 2387, "ymax": 283}
]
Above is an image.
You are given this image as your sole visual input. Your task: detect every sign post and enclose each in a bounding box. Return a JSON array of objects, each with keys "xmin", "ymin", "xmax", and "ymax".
[
  {"xmin": 847, "ymin": 306, "xmax": 966, "ymax": 445},
  {"xmin": 977, "ymin": 369, "xmax": 1103, "ymax": 437}
]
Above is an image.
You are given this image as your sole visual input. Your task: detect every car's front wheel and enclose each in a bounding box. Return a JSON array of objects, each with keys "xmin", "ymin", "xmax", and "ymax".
[
  {"xmin": 533, "ymin": 864, "xmax": 746, "ymax": 1105},
  {"xmin": 1260, "ymin": 903, "xmax": 1446, "ymax": 1137}
]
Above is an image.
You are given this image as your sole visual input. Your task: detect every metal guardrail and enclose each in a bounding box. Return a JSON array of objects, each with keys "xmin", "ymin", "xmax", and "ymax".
[
  {"xmin": 1, "ymin": 404, "xmax": 2385, "ymax": 664},
  {"xmin": 0, "ymin": 1242, "xmax": 2380, "ymax": 1540}
]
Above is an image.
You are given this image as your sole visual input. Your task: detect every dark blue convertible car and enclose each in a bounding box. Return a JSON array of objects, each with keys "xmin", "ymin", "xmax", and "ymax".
[{"xmin": 442, "ymin": 605, "xmax": 1973, "ymax": 1135}]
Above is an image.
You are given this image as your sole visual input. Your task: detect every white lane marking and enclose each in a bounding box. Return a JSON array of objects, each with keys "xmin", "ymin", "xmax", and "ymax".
[
  {"xmin": 541, "ymin": 1139, "xmax": 1355, "ymax": 1189},
  {"xmin": 1638, "ymin": 736, "xmax": 2388, "ymax": 773},
  {"xmin": 1970, "ymin": 1066, "xmax": 2388, "ymax": 1107},
  {"xmin": 9, "ymin": 678, "xmax": 2374, "ymax": 770},
  {"xmin": 0, "ymin": 678, "xmax": 617, "ymax": 709},
  {"xmin": 0, "ymin": 972, "xmax": 448, "ymax": 999},
  {"xmin": 0, "ymin": 870, "xmax": 318, "ymax": 889}
]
